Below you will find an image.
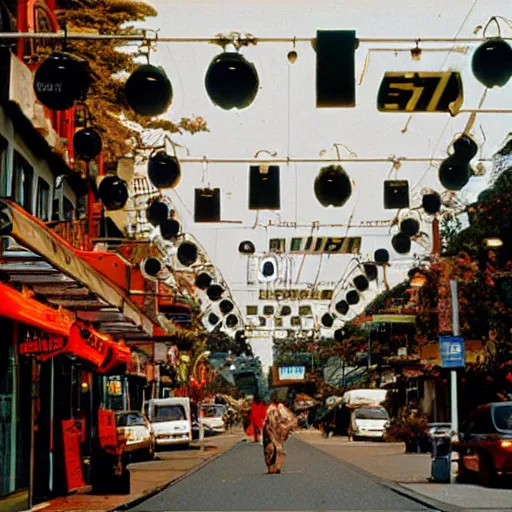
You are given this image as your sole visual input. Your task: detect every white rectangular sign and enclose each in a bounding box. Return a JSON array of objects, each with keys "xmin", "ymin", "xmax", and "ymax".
[{"xmin": 278, "ymin": 366, "xmax": 305, "ymax": 381}]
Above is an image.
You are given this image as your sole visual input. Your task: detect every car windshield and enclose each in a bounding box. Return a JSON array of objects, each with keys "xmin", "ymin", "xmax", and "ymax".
[
  {"xmin": 153, "ymin": 405, "xmax": 186, "ymax": 423},
  {"xmin": 203, "ymin": 406, "xmax": 225, "ymax": 418},
  {"xmin": 493, "ymin": 405, "xmax": 512, "ymax": 432},
  {"xmin": 116, "ymin": 413, "xmax": 146, "ymax": 427},
  {"xmin": 355, "ymin": 407, "xmax": 389, "ymax": 420}
]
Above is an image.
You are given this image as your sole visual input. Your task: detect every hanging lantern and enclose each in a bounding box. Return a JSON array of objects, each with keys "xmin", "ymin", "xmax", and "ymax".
[
  {"xmin": 334, "ymin": 328, "xmax": 346, "ymax": 342},
  {"xmin": 219, "ymin": 299, "xmax": 234, "ymax": 315},
  {"xmin": 422, "ymin": 192, "xmax": 441, "ymax": 215},
  {"xmin": 207, "ymin": 284, "xmax": 224, "ymax": 301},
  {"xmin": 124, "ymin": 64, "xmax": 173, "ymax": 116},
  {"xmin": 314, "ymin": 165, "xmax": 352, "ymax": 207},
  {"xmin": 141, "ymin": 257, "xmax": 162, "ymax": 277},
  {"xmin": 374, "ymin": 249, "xmax": 390, "ymax": 265},
  {"xmin": 204, "ymin": 52, "xmax": 259, "ymax": 110},
  {"xmin": 33, "ymin": 52, "xmax": 91, "ymax": 111},
  {"xmin": 238, "ymin": 240, "xmax": 255, "ymax": 254},
  {"xmin": 281, "ymin": 305, "xmax": 292, "ymax": 316},
  {"xmin": 147, "ymin": 200, "xmax": 170, "ymax": 227},
  {"xmin": 160, "ymin": 218, "xmax": 180, "ymax": 239},
  {"xmin": 98, "ymin": 176, "xmax": 128, "ymax": 211},
  {"xmin": 177, "ymin": 242, "xmax": 198, "ymax": 267},
  {"xmin": 235, "ymin": 330, "xmax": 246, "ymax": 343},
  {"xmin": 195, "ymin": 272, "xmax": 212, "ymax": 290},
  {"xmin": 363, "ymin": 263, "xmax": 378, "ymax": 281},
  {"xmin": 353, "ymin": 274, "xmax": 369, "ymax": 292},
  {"xmin": 471, "ymin": 38, "xmax": 512, "ymax": 88},
  {"xmin": 453, "ymin": 134, "xmax": 478, "ymax": 160},
  {"xmin": 148, "ymin": 151, "xmax": 181, "ymax": 189},
  {"xmin": 73, "ymin": 127, "xmax": 102, "ymax": 161},
  {"xmin": 392, "ymin": 232, "xmax": 411, "ymax": 254},
  {"xmin": 321, "ymin": 313, "xmax": 334, "ymax": 328},
  {"xmin": 335, "ymin": 300, "xmax": 349, "ymax": 315},
  {"xmin": 346, "ymin": 290, "xmax": 360, "ymax": 305},
  {"xmin": 261, "ymin": 260, "xmax": 275, "ymax": 277},
  {"xmin": 225, "ymin": 314, "xmax": 239, "ymax": 329},
  {"xmin": 400, "ymin": 218, "xmax": 420, "ymax": 237},
  {"xmin": 438, "ymin": 156, "xmax": 471, "ymax": 191},
  {"xmin": 208, "ymin": 312, "xmax": 220, "ymax": 326}
]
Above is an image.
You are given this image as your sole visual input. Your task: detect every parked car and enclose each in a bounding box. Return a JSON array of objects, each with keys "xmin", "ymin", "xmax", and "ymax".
[
  {"xmin": 115, "ymin": 411, "xmax": 155, "ymax": 461},
  {"xmin": 453, "ymin": 402, "xmax": 512, "ymax": 486},
  {"xmin": 199, "ymin": 404, "xmax": 227, "ymax": 433},
  {"xmin": 146, "ymin": 397, "xmax": 193, "ymax": 448},
  {"xmin": 348, "ymin": 405, "xmax": 390, "ymax": 441}
]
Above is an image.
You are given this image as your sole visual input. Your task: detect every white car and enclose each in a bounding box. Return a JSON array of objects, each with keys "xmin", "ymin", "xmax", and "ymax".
[
  {"xmin": 349, "ymin": 406, "xmax": 390, "ymax": 440},
  {"xmin": 147, "ymin": 398, "xmax": 192, "ymax": 447},
  {"xmin": 200, "ymin": 404, "xmax": 227, "ymax": 433}
]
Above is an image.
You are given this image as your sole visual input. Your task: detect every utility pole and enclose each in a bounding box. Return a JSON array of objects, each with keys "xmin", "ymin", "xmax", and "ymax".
[{"xmin": 450, "ymin": 279, "xmax": 460, "ymax": 435}]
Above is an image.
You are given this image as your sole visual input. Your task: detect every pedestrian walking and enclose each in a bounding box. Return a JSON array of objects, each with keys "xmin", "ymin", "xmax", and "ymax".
[
  {"xmin": 250, "ymin": 393, "xmax": 267, "ymax": 443},
  {"xmin": 262, "ymin": 393, "xmax": 298, "ymax": 474}
]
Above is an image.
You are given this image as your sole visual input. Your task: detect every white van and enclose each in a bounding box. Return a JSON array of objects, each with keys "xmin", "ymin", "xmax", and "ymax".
[
  {"xmin": 146, "ymin": 397, "xmax": 192, "ymax": 447},
  {"xmin": 343, "ymin": 389, "xmax": 389, "ymax": 440}
]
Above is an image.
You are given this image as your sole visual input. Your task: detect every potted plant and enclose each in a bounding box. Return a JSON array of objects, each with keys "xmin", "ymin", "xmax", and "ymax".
[{"xmin": 386, "ymin": 404, "xmax": 429, "ymax": 453}]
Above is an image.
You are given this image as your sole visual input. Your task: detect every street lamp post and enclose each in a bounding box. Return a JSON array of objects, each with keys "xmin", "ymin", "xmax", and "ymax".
[{"xmin": 450, "ymin": 280, "xmax": 460, "ymax": 435}]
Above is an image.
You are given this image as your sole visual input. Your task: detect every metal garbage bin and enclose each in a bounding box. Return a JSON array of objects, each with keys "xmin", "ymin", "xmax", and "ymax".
[{"xmin": 430, "ymin": 434, "xmax": 452, "ymax": 483}]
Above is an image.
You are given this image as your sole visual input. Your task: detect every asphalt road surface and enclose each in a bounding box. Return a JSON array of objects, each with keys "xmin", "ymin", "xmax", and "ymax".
[{"xmin": 129, "ymin": 437, "xmax": 434, "ymax": 512}]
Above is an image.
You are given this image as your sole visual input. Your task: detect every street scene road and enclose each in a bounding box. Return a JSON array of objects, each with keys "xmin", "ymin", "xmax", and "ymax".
[{"xmin": 130, "ymin": 437, "xmax": 430, "ymax": 512}]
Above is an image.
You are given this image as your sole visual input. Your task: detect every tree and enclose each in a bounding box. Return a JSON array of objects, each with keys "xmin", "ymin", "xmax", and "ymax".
[{"xmin": 55, "ymin": 0, "xmax": 208, "ymax": 165}]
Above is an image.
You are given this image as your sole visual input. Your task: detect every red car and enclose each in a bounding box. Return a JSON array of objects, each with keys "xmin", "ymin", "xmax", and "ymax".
[{"xmin": 454, "ymin": 402, "xmax": 512, "ymax": 487}]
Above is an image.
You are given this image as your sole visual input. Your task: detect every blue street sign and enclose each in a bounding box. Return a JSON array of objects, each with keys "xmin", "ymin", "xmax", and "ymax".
[{"xmin": 439, "ymin": 336, "xmax": 465, "ymax": 368}]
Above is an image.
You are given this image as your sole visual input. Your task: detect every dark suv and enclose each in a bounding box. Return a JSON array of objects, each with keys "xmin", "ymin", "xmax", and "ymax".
[{"xmin": 453, "ymin": 402, "xmax": 512, "ymax": 486}]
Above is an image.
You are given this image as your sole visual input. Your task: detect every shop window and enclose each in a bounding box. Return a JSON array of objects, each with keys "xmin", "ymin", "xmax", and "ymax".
[
  {"xmin": 263, "ymin": 305, "xmax": 274, "ymax": 316},
  {"xmin": 12, "ymin": 151, "xmax": 34, "ymax": 213},
  {"xmin": 36, "ymin": 177, "xmax": 50, "ymax": 221},
  {"xmin": 299, "ymin": 305, "xmax": 312, "ymax": 316}
]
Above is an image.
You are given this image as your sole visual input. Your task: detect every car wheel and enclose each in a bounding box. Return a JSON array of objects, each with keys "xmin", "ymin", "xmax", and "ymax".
[{"xmin": 479, "ymin": 453, "xmax": 497, "ymax": 487}]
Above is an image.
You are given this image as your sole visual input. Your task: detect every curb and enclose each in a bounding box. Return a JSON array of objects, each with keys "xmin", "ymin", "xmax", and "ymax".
[
  {"xmin": 294, "ymin": 435, "xmax": 461, "ymax": 512},
  {"xmin": 111, "ymin": 440, "xmax": 243, "ymax": 512}
]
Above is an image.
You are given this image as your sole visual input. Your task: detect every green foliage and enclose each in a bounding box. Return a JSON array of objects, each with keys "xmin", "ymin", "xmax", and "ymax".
[
  {"xmin": 55, "ymin": 0, "xmax": 208, "ymax": 164},
  {"xmin": 364, "ymin": 281, "xmax": 409, "ymax": 315},
  {"xmin": 440, "ymin": 212, "xmax": 463, "ymax": 255}
]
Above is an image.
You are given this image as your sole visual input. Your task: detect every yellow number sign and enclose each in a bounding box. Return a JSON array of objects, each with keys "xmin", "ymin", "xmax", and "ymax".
[{"xmin": 377, "ymin": 71, "xmax": 463, "ymax": 114}]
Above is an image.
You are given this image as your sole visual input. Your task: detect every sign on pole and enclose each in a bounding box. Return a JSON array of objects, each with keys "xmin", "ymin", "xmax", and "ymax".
[{"xmin": 440, "ymin": 336, "xmax": 465, "ymax": 368}]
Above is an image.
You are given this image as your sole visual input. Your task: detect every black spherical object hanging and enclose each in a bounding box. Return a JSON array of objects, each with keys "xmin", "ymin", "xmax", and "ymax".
[
  {"xmin": 205, "ymin": 52, "xmax": 259, "ymax": 110},
  {"xmin": 346, "ymin": 290, "xmax": 360, "ymax": 305},
  {"xmin": 281, "ymin": 305, "xmax": 292, "ymax": 316},
  {"xmin": 400, "ymin": 218, "xmax": 420, "ymax": 237},
  {"xmin": 98, "ymin": 176, "xmax": 128, "ymax": 211},
  {"xmin": 208, "ymin": 312, "xmax": 220, "ymax": 326},
  {"xmin": 235, "ymin": 330, "xmax": 246, "ymax": 343},
  {"xmin": 472, "ymin": 38, "xmax": 512, "ymax": 88},
  {"xmin": 34, "ymin": 52, "xmax": 91, "ymax": 111},
  {"xmin": 321, "ymin": 313, "xmax": 334, "ymax": 328},
  {"xmin": 363, "ymin": 263, "xmax": 378, "ymax": 281},
  {"xmin": 422, "ymin": 192, "xmax": 441, "ymax": 215},
  {"xmin": 353, "ymin": 274, "xmax": 369, "ymax": 292},
  {"xmin": 392, "ymin": 232, "xmax": 411, "ymax": 254},
  {"xmin": 148, "ymin": 151, "xmax": 181, "ymax": 189},
  {"xmin": 142, "ymin": 257, "xmax": 162, "ymax": 277},
  {"xmin": 124, "ymin": 64, "xmax": 173, "ymax": 116},
  {"xmin": 438, "ymin": 156, "xmax": 471, "ymax": 191},
  {"xmin": 314, "ymin": 165, "xmax": 352, "ymax": 207},
  {"xmin": 225, "ymin": 314, "xmax": 239, "ymax": 329},
  {"xmin": 73, "ymin": 127, "xmax": 102, "ymax": 161},
  {"xmin": 219, "ymin": 299, "xmax": 234, "ymax": 315},
  {"xmin": 207, "ymin": 284, "xmax": 224, "ymax": 301},
  {"xmin": 453, "ymin": 135, "xmax": 478, "ymax": 160},
  {"xmin": 160, "ymin": 219, "xmax": 180, "ymax": 239},
  {"xmin": 335, "ymin": 300, "xmax": 349, "ymax": 315},
  {"xmin": 177, "ymin": 242, "xmax": 198, "ymax": 267},
  {"xmin": 238, "ymin": 240, "xmax": 255, "ymax": 254},
  {"xmin": 334, "ymin": 328, "xmax": 345, "ymax": 342},
  {"xmin": 262, "ymin": 261, "xmax": 275, "ymax": 277},
  {"xmin": 374, "ymin": 249, "xmax": 390, "ymax": 265},
  {"xmin": 147, "ymin": 200, "xmax": 169, "ymax": 227},
  {"xmin": 195, "ymin": 272, "xmax": 212, "ymax": 290}
]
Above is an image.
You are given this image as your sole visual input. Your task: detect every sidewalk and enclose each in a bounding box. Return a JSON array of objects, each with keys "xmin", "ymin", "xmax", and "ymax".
[
  {"xmin": 38, "ymin": 433, "xmax": 243, "ymax": 512},
  {"xmin": 296, "ymin": 430, "xmax": 512, "ymax": 512}
]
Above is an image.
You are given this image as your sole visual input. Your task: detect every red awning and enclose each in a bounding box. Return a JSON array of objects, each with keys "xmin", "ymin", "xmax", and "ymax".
[{"xmin": 0, "ymin": 282, "xmax": 73, "ymax": 336}]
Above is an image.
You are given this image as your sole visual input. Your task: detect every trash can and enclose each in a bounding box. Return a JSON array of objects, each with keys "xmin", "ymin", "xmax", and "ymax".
[{"xmin": 430, "ymin": 434, "xmax": 452, "ymax": 483}]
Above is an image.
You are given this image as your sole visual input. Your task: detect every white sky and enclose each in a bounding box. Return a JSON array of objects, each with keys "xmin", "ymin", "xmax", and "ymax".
[{"xmin": 136, "ymin": 0, "xmax": 512, "ymax": 369}]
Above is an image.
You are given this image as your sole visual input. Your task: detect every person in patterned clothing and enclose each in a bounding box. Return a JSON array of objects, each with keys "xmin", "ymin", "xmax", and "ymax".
[{"xmin": 262, "ymin": 393, "xmax": 298, "ymax": 474}]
